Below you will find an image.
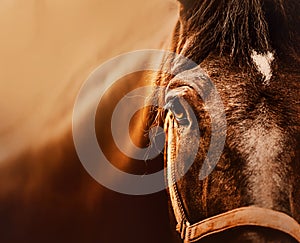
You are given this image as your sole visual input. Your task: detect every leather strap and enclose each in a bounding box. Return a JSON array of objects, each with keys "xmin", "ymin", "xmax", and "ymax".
[
  {"xmin": 165, "ymin": 114, "xmax": 189, "ymax": 239},
  {"xmin": 184, "ymin": 206, "xmax": 300, "ymax": 242}
]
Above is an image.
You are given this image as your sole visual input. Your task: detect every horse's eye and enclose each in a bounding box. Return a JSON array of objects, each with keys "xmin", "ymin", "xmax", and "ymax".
[{"xmin": 166, "ymin": 97, "xmax": 189, "ymax": 125}]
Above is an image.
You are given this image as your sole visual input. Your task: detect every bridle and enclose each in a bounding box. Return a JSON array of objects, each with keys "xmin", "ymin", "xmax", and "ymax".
[{"xmin": 165, "ymin": 113, "xmax": 300, "ymax": 243}]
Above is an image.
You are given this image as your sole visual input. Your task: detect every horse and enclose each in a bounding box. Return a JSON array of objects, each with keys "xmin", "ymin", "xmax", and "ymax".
[
  {"xmin": 1, "ymin": 0, "xmax": 299, "ymax": 242},
  {"xmin": 150, "ymin": 0, "xmax": 300, "ymax": 242}
]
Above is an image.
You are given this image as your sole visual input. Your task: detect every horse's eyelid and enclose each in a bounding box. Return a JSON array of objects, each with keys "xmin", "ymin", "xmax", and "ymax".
[{"xmin": 164, "ymin": 96, "xmax": 178, "ymax": 108}]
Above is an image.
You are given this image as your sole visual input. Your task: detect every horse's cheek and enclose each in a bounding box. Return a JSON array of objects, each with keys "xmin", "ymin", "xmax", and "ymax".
[{"xmin": 176, "ymin": 127, "xmax": 201, "ymax": 176}]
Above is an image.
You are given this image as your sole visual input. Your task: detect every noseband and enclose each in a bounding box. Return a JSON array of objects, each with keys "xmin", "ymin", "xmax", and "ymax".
[{"xmin": 165, "ymin": 114, "xmax": 300, "ymax": 243}]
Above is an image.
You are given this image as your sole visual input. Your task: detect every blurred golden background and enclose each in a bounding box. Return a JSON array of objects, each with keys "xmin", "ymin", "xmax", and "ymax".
[
  {"xmin": 0, "ymin": 0, "xmax": 177, "ymax": 162},
  {"xmin": 0, "ymin": 1, "xmax": 178, "ymax": 242}
]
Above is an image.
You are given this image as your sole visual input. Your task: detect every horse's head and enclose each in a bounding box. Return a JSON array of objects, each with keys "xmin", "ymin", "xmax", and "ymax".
[{"xmin": 154, "ymin": 0, "xmax": 300, "ymax": 242}]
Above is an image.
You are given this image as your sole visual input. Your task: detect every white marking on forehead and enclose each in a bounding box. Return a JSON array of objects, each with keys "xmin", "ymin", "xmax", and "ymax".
[{"xmin": 251, "ymin": 50, "xmax": 275, "ymax": 86}]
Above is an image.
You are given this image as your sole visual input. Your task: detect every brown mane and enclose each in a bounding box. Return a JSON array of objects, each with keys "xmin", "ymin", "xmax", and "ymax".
[{"xmin": 173, "ymin": 0, "xmax": 300, "ymax": 66}]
